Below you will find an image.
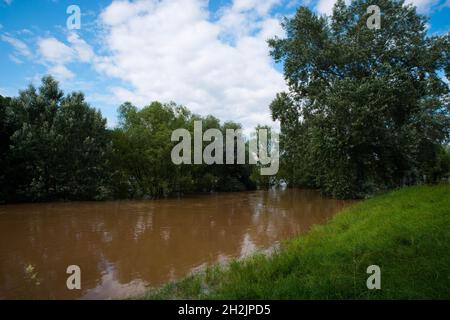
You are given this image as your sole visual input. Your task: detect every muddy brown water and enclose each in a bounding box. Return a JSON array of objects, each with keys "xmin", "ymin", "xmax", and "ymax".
[{"xmin": 0, "ymin": 189, "xmax": 355, "ymax": 299}]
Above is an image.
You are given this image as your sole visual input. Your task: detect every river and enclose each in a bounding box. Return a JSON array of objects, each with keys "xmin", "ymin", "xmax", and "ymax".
[{"xmin": 0, "ymin": 188, "xmax": 354, "ymax": 299}]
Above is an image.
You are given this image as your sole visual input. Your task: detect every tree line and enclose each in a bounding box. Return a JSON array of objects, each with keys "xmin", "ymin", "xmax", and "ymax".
[
  {"xmin": 1, "ymin": 0, "xmax": 449, "ymax": 203},
  {"xmin": 0, "ymin": 77, "xmax": 271, "ymax": 203}
]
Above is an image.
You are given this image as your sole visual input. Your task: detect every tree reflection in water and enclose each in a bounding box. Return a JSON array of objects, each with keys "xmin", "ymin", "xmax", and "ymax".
[{"xmin": 0, "ymin": 189, "xmax": 354, "ymax": 299}]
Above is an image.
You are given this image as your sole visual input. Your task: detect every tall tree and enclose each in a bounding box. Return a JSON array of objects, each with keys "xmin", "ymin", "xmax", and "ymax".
[
  {"xmin": 269, "ymin": 0, "xmax": 450, "ymax": 198},
  {"xmin": 3, "ymin": 76, "xmax": 111, "ymax": 202}
]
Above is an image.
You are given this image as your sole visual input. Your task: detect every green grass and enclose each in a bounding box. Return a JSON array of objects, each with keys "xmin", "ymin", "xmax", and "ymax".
[{"xmin": 141, "ymin": 185, "xmax": 450, "ymax": 299}]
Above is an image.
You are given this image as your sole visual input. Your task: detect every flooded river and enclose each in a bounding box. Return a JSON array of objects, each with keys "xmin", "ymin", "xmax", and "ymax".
[{"xmin": 0, "ymin": 189, "xmax": 354, "ymax": 299}]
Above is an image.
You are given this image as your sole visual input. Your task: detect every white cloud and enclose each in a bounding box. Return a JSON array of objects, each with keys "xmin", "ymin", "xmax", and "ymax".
[
  {"xmin": 37, "ymin": 33, "xmax": 96, "ymax": 64},
  {"xmin": 316, "ymin": 0, "xmax": 334, "ymax": 14},
  {"xmin": 315, "ymin": 0, "xmax": 442, "ymax": 15},
  {"xmin": 95, "ymin": 0, "xmax": 286, "ymax": 130},
  {"xmin": 36, "ymin": 37, "xmax": 75, "ymax": 81},
  {"xmin": 315, "ymin": 0, "xmax": 350, "ymax": 15},
  {"xmin": 8, "ymin": 54, "xmax": 23, "ymax": 64},
  {"xmin": 67, "ymin": 32, "xmax": 95, "ymax": 62},
  {"xmin": 216, "ymin": 0, "xmax": 282, "ymax": 43},
  {"xmin": 3, "ymin": 0, "xmax": 13, "ymax": 5},
  {"xmin": 36, "ymin": 33, "xmax": 96, "ymax": 81},
  {"xmin": 404, "ymin": 0, "xmax": 442, "ymax": 13},
  {"xmin": 1, "ymin": 34, "xmax": 32, "ymax": 57},
  {"xmin": 38, "ymin": 37, "xmax": 74, "ymax": 63},
  {"xmin": 48, "ymin": 64, "xmax": 75, "ymax": 80}
]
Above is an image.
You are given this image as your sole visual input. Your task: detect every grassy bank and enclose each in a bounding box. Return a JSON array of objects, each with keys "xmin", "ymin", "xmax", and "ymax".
[{"xmin": 142, "ymin": 185, "xmax": 450, "ymax": 299}]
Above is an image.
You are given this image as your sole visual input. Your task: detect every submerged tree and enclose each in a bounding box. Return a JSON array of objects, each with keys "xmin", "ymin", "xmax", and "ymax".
[
  {"xmin": 110, "ymin": 102, "xmax": 256, "ymax": 199},
  {"xmin": 1, "ymin": 76, "xmax": 111, "ymax": 202},
  {"xmin": 1, "ymin": 77, "xmax": 260, "ymax": 202},
  {"xmin": 110, "ymin": 101, "xmax": 191, "ymax": 198},
  {"xmin": 269, "ymin": 0, "xmax": 450, "ymax": 198}
]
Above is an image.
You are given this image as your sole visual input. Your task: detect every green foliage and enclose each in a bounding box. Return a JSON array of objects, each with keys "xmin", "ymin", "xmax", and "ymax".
[
  {"xmin": 1, "ymin": 77, "xmax": 259, "ymax": 202},
  {"xmin": 419, "ymin": 144, "xmax": 450, "ymax": 183},
  {"xmin": 110, "ymin": 102, "xmax": 256, "ymax": 199},
  {"xmin": 1, "ymin": 76, "xmax": 111, "ymax": 202},
  {"xmin": 249, "ymin": 125, "xmax": 279, "ymax": 189},
  {"xmin": 111, "ymin": 101, "xmax": 193, "ymax": 198},
  {"xmin": 214, "ymin": 121, "xmax": 257, "ymax": 192},
  {"xmin": 142, "ymin": 184, "xmax": 450, "ymax": 299},
  {"xmin": 0, "ymin": 95, "xmax": 14, "ymax": 202},
  {"xmin": 268, "ymin": 0, "xmax": 450, "ymax": 198}
]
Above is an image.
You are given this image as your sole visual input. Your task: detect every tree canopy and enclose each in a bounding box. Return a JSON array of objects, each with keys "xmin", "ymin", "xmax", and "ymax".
[
  {"xmin": 0, "ymin": 77, "xmax": 261, "ymax": 203},
  {"xmin": 110, "ymin": 101, "xmax": 257, "ymax": 199},
  {"xmin": 2, "ymin": 1, "xmax": 450, "ymax": 203},
  {"xmin": 1, "ymin": 77, "xmax": 111, "ymax": 202},
  {"xmin": 268, "ymin": 0, "xmax": 450, "ymax": 198}
]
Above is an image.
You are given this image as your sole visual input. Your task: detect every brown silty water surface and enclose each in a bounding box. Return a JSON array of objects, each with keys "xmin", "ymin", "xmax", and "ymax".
[{"xmin": 0, "ymin": 188, "xmax": 355, "ymax": 299}]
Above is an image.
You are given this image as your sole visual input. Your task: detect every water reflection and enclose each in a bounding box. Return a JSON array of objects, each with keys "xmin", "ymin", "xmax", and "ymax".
[{"xmin": 0, "ymin": 189, "xmax": 354, "ymax": 299}]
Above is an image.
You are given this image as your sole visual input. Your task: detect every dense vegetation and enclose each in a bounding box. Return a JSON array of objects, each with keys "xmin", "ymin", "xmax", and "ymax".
[
  {"xmin": 142, "ymin": 184, "xmax": 450, "ymax": 299},
  {"xmin": 269, "ymin": 0, "xmax": 450, "ymax": 198},
  {"xmin": 0, "ymin": 78, "xmax": 258, "ymax": 203},
  {"xmin": 110, "ymin": 101, "xmax": 256, "ymax": 199},
  {"xmin": 0, "ymin": 78, "xmax": 111, "ymax": 202},
  {"xmin": 1, "ymin": 1, "xmax": 449, "ymax": 203}
]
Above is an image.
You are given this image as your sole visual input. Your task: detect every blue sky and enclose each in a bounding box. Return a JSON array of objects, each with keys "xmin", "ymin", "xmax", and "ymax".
[{"xmin": 0, "ymin": 0, "xmax": 449, "ymax": 129}]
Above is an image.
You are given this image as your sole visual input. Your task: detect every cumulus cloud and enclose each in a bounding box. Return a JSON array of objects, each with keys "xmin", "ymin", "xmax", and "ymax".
[
  {"xmin": 37, "ymin": 37, "xmax": 75, "ymax": 80},
  {"xmin": 38, "ymin": 37, "xmax": 74, "ymax": 63},
  {"xmin": 216, "ymin": 0, "xmax": 282, "ymax": 40},
  {"xmin": 95, "ymin": 0, "xmax": 286, "ymax": 130},
  {"xmin": 2, "ymin": 0, "xmax": 288, "ymax": 129},
  {"xmin": 48, "ymin": 64, "xmax": 75, "ymax": 79},
  {"xmin": 36, "ymin": 33, "xmax": 96, "ymax": 80}
]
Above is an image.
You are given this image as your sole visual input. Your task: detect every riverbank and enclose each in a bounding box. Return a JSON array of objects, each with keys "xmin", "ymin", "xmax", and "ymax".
[{"xmin": 141, "ymin": 184, "xmax": 450, "ymax": 299}]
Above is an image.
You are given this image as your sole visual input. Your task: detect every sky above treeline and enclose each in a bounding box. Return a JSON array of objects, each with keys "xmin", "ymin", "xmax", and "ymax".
[{"xmin": 1, "ymin": 0, "xmax": 449, "ymax": 129}]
